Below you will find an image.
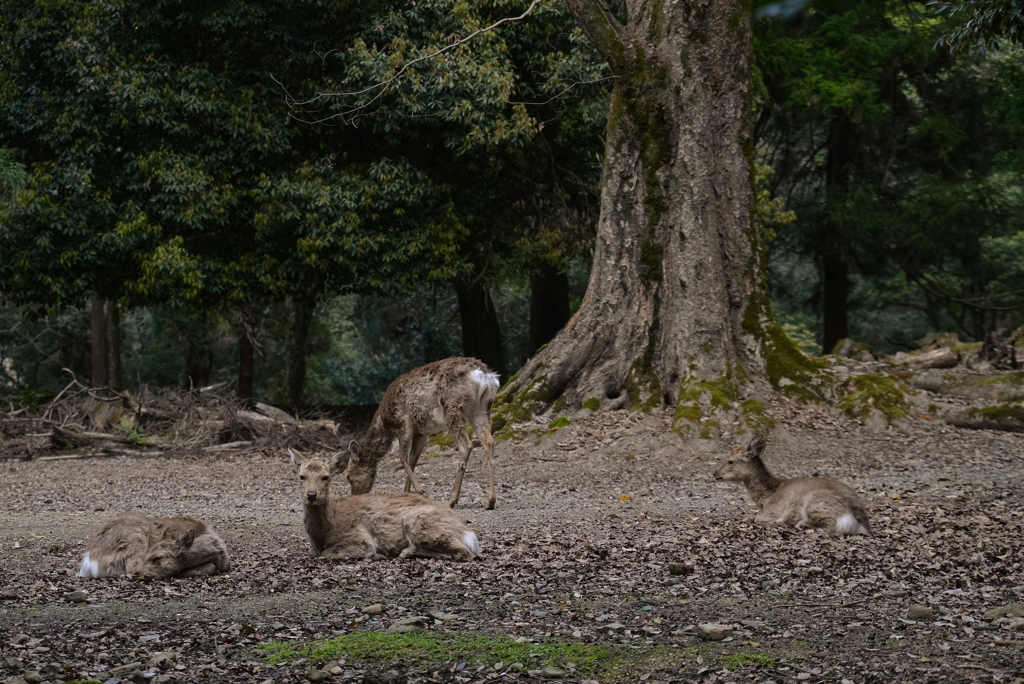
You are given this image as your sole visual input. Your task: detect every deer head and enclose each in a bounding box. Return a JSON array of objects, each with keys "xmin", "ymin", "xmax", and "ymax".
[
  {"xmin": 714, "ymin": 433, "xmax": 768, "ymax": 483},
  {"xmin": 295, "ymin": 451, "xmax": 347, "ymax": 506},
  {"xmin": 137, "ymin": 529, "xmax": 195, "ymax": 578}
]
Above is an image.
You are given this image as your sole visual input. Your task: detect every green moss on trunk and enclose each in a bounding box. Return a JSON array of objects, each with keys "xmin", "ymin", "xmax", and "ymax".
[{"xmin": 836, "ymin": 373, "xmax": 915, "ymax": 421}]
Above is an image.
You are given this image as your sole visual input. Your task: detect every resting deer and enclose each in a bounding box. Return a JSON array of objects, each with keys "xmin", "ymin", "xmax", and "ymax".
[
  {"xmin": 292, "ymin": 450, "xmax": 481, "ymax": 561},
  {"xmin": 714, "ymin": 434, "xmax": 872, "ymax": 536},
  {"xmin": 346, "ymin": 357, "xmax": 501, "ymax": 509},
  {"xmin": 78, "ymin": 513, "xmax": 230, "ymax": 578}
]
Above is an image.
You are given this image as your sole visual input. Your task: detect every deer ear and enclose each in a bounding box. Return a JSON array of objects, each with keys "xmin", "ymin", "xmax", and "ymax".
[
  {"xmin": 178, "ymin": 529, "xmax": 195, "ymax": 550},
  {"xmin": 745, "ymin": 433, "xmax": 767, "ymax": 458},
  {"xmin": 348, "ymin": 440, "xmax": 361, "ymax": 457},
  {"xmin": 330, "ymin": 451, "xmax": 348, "ymax": 474}
]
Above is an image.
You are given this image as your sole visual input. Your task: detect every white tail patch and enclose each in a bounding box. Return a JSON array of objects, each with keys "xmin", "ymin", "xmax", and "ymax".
[
  {"xmin": 470, "ymin": 369, "xmax": 500, "ymax": 404},
  {"xmin": 835, "ymin": 513, "xmax": 867, "ymax": 535},
  {"xmin": 462, "ymin": 530, "xmax": 481, "ymax": 557},
  {"xmin": 78, "ymin": 552, "xmax": 98, "ymax": 578}
]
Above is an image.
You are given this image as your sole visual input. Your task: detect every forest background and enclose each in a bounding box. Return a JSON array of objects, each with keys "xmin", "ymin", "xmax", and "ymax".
[{"xmin": 2, "ymin": 0, "xmax": 1024, "ymax": 409}]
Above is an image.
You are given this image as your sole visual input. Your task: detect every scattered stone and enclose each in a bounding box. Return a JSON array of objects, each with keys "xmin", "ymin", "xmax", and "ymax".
[
  {"xmin": 906, "ymin": 605, "xmax": 933, "ymax": 621},
  {"xmin": 596, "ymin": 623, "xmax": 627, "ymax": 634},
  {"xmin": 387, "ymin": 616, "xmax": 428, "ymax": 633},
  {"xmin": 361, "ymin": 604, "xmax": 384, "ymax": 615},
  {"xmin": 22, "ymin": 672, "xmax": 43, "ymax": 684},
  {"xmin": 11, "ymin": 634, "xmax": 30, "ymax": 645},
  {"xmin": 668, "ymin": 562, "xmax": 694, "ymax": 576},
  {"xmin": 697, "ymin": 624, "xmax": 734, "ymax": 641},
  {"xmin": 146, "ymin": 653, "xmax": 177, "ymax": 671},
  {"xmin": 305, "ymin": 667, "xmax": 327, "ymax": 682},
  {"xmin": 127, "ymin": 671, "xmax": 149, "ymax": 683},
  {"xmin": 39, "ymin": 663, "xmax": 62, "ymax": 677},
  {"xmin": 542, "ymin": 666, "xmax": 567, "ymax": 679},
  {"xmin": 6, "ymin": 678, "xmax": 29, "ymax": 684},
  {"xmin": 103, "ymin": 678, "xmax": 122, "ymax": 684},
  {"xmin": 986, "ymin": 603, "xmax": 1024, "ymax": 619},
  {"xmin": 108, "ymin": 662, "xmax": 144, "ymax": 678},
  {"xmin": 2, "ymin": 658, "xmax": 25, "ymax": 672},
  {"xmin": 807, "ymin": 566, "xmax": 823, "ymax": 575},
  {"xmin": 63, "ymin": 590, "xmax": 88, "ymax": 603},
  {"xmin": 661, "ymin": 578, "xmax": 679, "ymax": 586},
  {"xmin": 382, "ymin": 671, "xmax": 401, "ymax": 682}
]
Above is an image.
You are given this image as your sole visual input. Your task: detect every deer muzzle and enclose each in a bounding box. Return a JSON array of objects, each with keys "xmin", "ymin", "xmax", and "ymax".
[{"xmin": 306, "ymin": 491, "xmax": 318, "ymax": 502}]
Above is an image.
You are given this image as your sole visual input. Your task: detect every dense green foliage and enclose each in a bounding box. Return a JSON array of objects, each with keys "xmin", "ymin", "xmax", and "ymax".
[
  {"xmin": 756, "ymin": 1, "xmax": 1024, "ymax": 352},
  {"xmin": 931, "ymin": 0, "xmax": 1024, "ymax": 55}
]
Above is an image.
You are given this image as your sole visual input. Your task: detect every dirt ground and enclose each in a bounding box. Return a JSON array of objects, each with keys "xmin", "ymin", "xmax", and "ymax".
[{"xmin": 2, "ymin": 398, "xmax": 1024, "ymax": 684}]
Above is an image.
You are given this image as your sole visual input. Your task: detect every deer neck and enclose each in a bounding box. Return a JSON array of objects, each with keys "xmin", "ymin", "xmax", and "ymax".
[
  {"xmin": 360, "ymin": 417, "xmax": 394, "ymax": 467},
  {"xmin": 303, "ymin": 499, "xmax": 333, "ymax": 554},
  {"xmin": 742, "ymin": 458, "xmax": 784, "ymax": 505}
]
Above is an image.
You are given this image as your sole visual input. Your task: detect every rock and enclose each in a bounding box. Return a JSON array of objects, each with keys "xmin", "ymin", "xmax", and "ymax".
[
  {"xmin": 542, "ymin": 666, "xmax": 567, "ymax": 679},
  {"xmin": 103, "ymin": 678, "xmax": 122, "ymax": 684},
  {"xmin": 668, "ymin": 562, "xmax": 694, "ymax": 576},
  {"xmin": 387, "ymin": 616, "xmax": 428, "ymax": 633},
  {"xmin": 865, "ymin": 410, "xmax": 888, "ymax": 433},
  {"xmin": 255, "ymin": 402, "xmax": 299, "ymax": 424},
  {"xmin": 596, "ymin": 622, "xmax": 627, "ymax": 634},
  {"xmin": 22, "ymin": 672, "xmax": 43, "ymax": 684},
  {"xmin": 11, "ymin": 634, "xmax": 30, "ymax": 645},
  {"xmin": 63, "ymin": 590, "xmax": 88, "ymax": 603},
  {"xmin": 900, "ymin": 347, "xmax": 959, "ymax": 370},
  {"xmin": 573, "ymin": 408, "xmax": 594, "ymax": 420},
  {"xmin": 127, "ymin": 671, "xmax": 149, "ymax": 683},
  {"xmin": 3, "ymin": 658, "xmax": 25, "ymax": 672},
  {"xmin": 661, "ymin": 578, "xmax": 679, "ymax": 586},
  {"xmin": 327, "ymin": 665, "xmax": 343, "ymax": 674},
  {"xmin": 986, "ymin": 603, "xmax": 1024, "ymax": 619},
  {"xmin": 39, "ymin": 663, "xmax": 62, "ymax": 677},
  {"xmin": 361, "ymin": 604, "xmax": 384, "ymax": 615},
  {"xmin": 146, "ymin": 653, "xmax": 177, "ymax": 671},
  {"xmin": 906, "ymin": 605, "xmax": 933, "ymax": 621},
  {"xmin": 807, "ymin": 567, "xmax": 823, "ymax": 575},
  {"xmin": 697, "ymin": 623, "xmax": 734, "ymax": 641},
  {"xmin": 108, "ymin": 662, "xmax": 144, "ymax": 678},
  {"xmin": 305, "ymin": 667, "xmax": 327, "ymax": 682},
  {"xmin": 7, "ymin": 678, "xmax": 29, "ymax": 684}
]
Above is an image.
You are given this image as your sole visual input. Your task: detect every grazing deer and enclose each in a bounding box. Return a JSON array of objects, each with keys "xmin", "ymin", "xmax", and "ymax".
[
  {"xmin": 346, "ymin": 357, "xmax": 501, "ymax": 509},
  {"xmin": 78, "ymin": 513, "xmax": 230, "ymax": 578},
  {"xmin": 292, "ymin": 450, "xmax": 481, "ymax": 561},
  {"xmin": 714, "ymin": 434, "xmax": 872, "ymax": 536}
]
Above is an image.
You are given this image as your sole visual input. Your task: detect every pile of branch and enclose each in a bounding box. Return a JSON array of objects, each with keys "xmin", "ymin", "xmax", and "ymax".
[{"xmin": 1, "ymin": 369, "xmax": 348, "ymax": 461}]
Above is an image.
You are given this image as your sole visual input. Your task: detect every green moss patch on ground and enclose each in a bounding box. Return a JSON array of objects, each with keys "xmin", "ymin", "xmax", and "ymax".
[
  {"xmin": 547, "ymin": 417, "xmax": 571, "ymax": 430},
  {"xmin": 582, "ymin": 397, "xmax": 600, "ymax": 411},
  {"xmin": 258, "ymin": 632, "xmax": 617, "ymax": 676},
  {"xmin": 837, "ymin": 373, "xmax": 915, "ymax": 421},
  {"xmin": 672, "ymin": 367, "xmax": 749, "ymax": 439},
  {"xmin": 964, "ymin": 401, "xmax": 1024, "ymax": 423}
]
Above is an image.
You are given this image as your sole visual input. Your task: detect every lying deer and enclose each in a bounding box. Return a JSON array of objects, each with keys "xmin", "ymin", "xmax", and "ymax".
[
  {"xmin": 346, "ymin": 357, "xmax": 501, "ymax": 509},
  {"xmin": 714, "ymin": 434, "xmax": 871, "ymax": 536},
  {"xmin": 292, "ymin": 450, "xmax": 481, "ymax": 561},
  {"xmin": 78, "ymin": 513, "xmax": 230, "ymax": 578}
]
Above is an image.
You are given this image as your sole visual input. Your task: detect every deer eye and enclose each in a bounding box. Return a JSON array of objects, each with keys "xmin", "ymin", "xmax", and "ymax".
[
  {"xmin": 727, "ymin": 460, "xmax": 733, "ymax": 464},
  {"xmin": 299, "ymin": 475, "xmax": 306, "ymax": 480},
  {"xmin": 322, "ymin": 476, "xmax": 329, "ymax": 481}
]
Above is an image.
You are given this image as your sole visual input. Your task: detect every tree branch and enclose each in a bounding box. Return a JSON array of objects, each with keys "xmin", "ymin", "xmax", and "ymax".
[{"xmin": 563, "ymin": 0, "xmax": 629, "ymax": 74}]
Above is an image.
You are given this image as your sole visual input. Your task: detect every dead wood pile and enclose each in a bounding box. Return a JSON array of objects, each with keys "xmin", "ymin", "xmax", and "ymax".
[{"xmin": 1, "ymin": 371, "xmax": 348, "ymax": 461}]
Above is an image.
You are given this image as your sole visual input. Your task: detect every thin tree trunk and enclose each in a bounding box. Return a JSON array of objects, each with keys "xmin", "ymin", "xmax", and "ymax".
[
  {"xmin": 285, "ymin": 295, "xmax": 316, "ymax": 406},
  {"xmin": 91, "ymin": 299, "xmax": 108, "ymax": 389},
  {"xmin": 184, "ymin": 309, "xmax": 213, "ymax": 390},
  {"xmin": 529, "ymin": 264, "xmax": 570, "ymax": 356},
  {"xmin": 496, "ymin": 0, "xmax": 822, "ymax": 430},
  {"xmin": 455, "ymin": 280, "xmax": 506, "ymax": 377},
  {"xmin": 821, "ymin": 254, "xmax": 849, "ymax": 355},
  {"xmin": 236, "ymin": 309, "xmax": 256, "ymax": 406},
  {"xmin": 91, "ymin": 298, "xmax": 123, "ymax": 390}
]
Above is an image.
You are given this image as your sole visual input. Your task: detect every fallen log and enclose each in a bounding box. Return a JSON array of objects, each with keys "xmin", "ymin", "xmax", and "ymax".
[
  {"xmin": 947, "ymin": 403, "xmax": 1024, "ymax": 432},
  {"xmin": 895, "ymin": 347, "xmax": 959, "ymax": 370},
  {"xmin": 202, "ymin": 440, "xmax": 253, "ymax": 451}
]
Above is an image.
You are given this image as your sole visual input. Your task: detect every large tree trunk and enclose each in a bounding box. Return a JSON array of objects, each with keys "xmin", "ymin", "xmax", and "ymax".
[
  {"xmin": 236, "ymin": 308, "xmax": 258, "ymax": 406},
  {"xmin": 285, "ymin": 295, "xmax": 316, "ymax": 405},
  {"xmin": 455, "ymin": 279, "xmax": 506, "ymax": 377},
  {"xmin": 529, "ymin": 264, "xmax": 571, "ymax": 356},
  {"xmin": 90, "ymin": 298, "xmax": 123, "ymax": 391},
  {"xmin": 495, "ymin": 0, "xmax": 822, "ymax": 431},
  {"xmin": 821, "ymin": 253, "xmax": 849, "ymax": 355}
]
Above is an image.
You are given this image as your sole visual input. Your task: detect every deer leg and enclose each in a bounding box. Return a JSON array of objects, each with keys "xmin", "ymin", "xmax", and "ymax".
[
  {"xmin": 447, "ymin": 421, "xmax": 473, "ymax": 509},
  {"xmin": 403, "ymin": 434, "xmax": 429, "ymax": 494},
  {"xmin": 473, "ymin": 413, "xmax": 496, "ymax": 510},
  {"xmin": 396, "ymin": 425, "xmax": 425, "ymax": 496}
]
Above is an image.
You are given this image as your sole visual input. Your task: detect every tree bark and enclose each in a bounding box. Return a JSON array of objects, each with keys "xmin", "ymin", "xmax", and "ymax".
[
  {"xmin": 496, "ymin": 0, "xmax": 822, "ymax": 428},
  {"xmin": 529, "ymin": 264, "xmax": 571, "ymax": 356},
  {"xmin": 455, "ymin": 280, "xmax": 506, "ymax": 377},
  {"xmin": 285, "ymin": 295, "xmax": 316, "ymax": 406},
  {"xmin": 184, "ymin": 309, "xmax": 213, "ymax": 390},
  {"xmin": 237, "ymin": 310, "xmax": 256, "ymax": 406},
  {"xmin": 91, "ymin": 298, "xmax": 123, "ymax": 391},
  {"xmin": 821, "ymin": 253, "xmax": 849, "ymax": 355}
]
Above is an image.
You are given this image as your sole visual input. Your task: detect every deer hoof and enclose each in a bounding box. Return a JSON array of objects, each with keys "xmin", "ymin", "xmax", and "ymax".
[{"xmin": 486, "ymin": 499, "xmax": 495, "ymax": 510}]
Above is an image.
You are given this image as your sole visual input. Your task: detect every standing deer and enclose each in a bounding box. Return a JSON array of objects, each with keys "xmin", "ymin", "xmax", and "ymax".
[
  {"xmin": 346, "ymin": 357, "xmax": 501, "ymax": 509},
  {"xmin": 78, "ymin": 513, "xmax": 230, "ymax": 578},
  {"xmin": 714, "ymin": 434, "xmax": 872, "ymax": 536},
  {"xmin": 292, "ymin": 450, "xmax": 481, "ymax": 560}
]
